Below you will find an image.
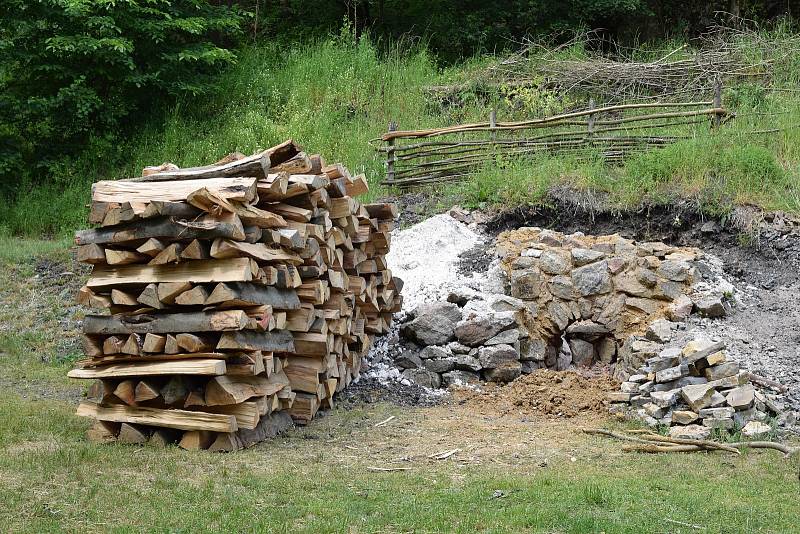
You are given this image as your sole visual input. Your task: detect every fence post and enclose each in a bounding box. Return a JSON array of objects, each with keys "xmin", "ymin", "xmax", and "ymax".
[
  {"xmin": 489, "ymin": 108, "xmax": 497, "ymax": 142},
  {"xmin": 587, "ymin": 98, "xmax": 596, "ymax": 139},
  {"xmin": 386, "ymin": 121, "xmax": 397, "ymax": 184},
  {"xmin": 712, "ymin": 78, "xmax": 723, "ymax": 130}
]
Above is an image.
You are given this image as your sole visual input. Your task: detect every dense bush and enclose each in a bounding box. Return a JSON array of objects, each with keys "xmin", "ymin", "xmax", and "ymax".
[{"xmin": 0, "ymin": 0, "xmax": 248, "ymax": 196}]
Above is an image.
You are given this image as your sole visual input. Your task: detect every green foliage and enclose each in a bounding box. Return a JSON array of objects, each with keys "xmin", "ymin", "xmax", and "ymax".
[{"xmin": 0, "ymin": 0, "xmax": 248, "ymax": 197}]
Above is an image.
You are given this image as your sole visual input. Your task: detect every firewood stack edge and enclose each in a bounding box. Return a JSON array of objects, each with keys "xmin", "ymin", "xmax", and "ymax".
[{"xmin": 70, "ymin": 140, "xmax": 402, "ymax": 451}]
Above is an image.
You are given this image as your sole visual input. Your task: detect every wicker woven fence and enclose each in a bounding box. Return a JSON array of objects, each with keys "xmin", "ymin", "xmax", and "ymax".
[{"xmin": 378, "ymin": 92, "xmax": 731, "ymax": 189}]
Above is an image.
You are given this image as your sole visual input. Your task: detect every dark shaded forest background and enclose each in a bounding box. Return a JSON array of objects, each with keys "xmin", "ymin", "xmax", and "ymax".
[{"xmin": 0, "ymin": 0, "xmax": 798, "ymax": 228}]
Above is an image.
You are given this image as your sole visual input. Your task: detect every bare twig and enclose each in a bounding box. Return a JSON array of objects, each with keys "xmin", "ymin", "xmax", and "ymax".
[
  {"xmin": 366, "ymin": 466, "xmax": 411, "ymax": 472},
  {"xmin": 374, "ymin": 415, "xmax": 396, "ymax": 427}
]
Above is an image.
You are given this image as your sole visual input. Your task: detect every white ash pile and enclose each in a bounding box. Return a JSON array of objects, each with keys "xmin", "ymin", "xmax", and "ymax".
[{"xmin": 610, "ymin": 337, "xmax": 798, "ymax": 438}]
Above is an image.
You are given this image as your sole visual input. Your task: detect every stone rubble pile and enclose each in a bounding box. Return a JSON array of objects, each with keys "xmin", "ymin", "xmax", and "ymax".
[
  {"xmin": 610, "ymin": 337, "xmax": 797, "ymax": 438},
  {"xmin": 398, "ymin": 296, "xmax": 537, "ymax": 388}
]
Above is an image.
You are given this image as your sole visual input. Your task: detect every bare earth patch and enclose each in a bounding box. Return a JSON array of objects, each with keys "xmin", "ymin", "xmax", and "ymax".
[{"xmin": 454, "ymin": 368, "xmax": 619, "ymax": 418}]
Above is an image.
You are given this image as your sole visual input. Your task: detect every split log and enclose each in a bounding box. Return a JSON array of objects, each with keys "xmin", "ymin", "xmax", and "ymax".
[
  {"xmin": 204, "ymin": 372, "xmax": 289, "ymax": 406},
  {"xmin": 113, "ymin": 379, "xmax": 138, "ymax": 405},
  {"xmin": 78, "ymin": 244, "xmax": 107, "ymax": 264},
  {"xmin": 105, "ymin": 249, "xmax": 147, "ymax": 266},
  {"xmin": 92, "ymin": 177, "xmax": 257, "ymax": 204},
  {"xmin": 134, "ymin": 379, "xmax": 161, "ymax": 403},
  {"xmin": 76, "ymin": 402, "xmax": 237, "ymax": 433},
  {"xmin": 179, "ymin": 430, "xmax": 215, "ymax": 450},
  {"xmin": 117, "ymin": 422, "xmax": 150, "ymax": 444},
  {"xmin": 87, "ymin": 258, "xmax": 253, "ymax": 288},
  {"xmin": 83, "ymin": 310, "xmax": 250, "ymax": 335},
  {"xmin": 210, "ymin": 239, "xmax": 303, "ymax": 265},
  {"xmin": 216, "ymin": 330, "xmax": 295, "ymax": 352},
  {"xmin": 142, "ymin": 333, "xmax": 166, "ymax": 353},
  {"xmin": 68, "ymin": 358, "xmax": 226, "ymax": 378},
  {"xmin": 174, "ymin": 286, "xmax": 210, "ymax": 306},
  {"xmin": 205, "ymin": 282, "xmax": 300, "ymax": 310},
  {"xmin": 76, "ymin": 214, "xmax": 246, "ymax": 246},
  {"xmin": 157, "ymin": 282, "xmax": 193, "ymax": 304}
]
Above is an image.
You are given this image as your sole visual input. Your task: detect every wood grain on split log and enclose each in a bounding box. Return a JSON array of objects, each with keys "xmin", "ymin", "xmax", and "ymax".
[
  {"xmin": 205, "ymin": 282, "xmax": 300, "ymax": 310},
  {"xmin": 75, "ymin": 214, "xmax": 245, "ymax": 245},
  {"xmin": 83, "ymin": 310, "xmax": 250, "ymax": 335},
  {"xmin": 68, "ymin": 358, "xmax": 226, "ymax": 378},
  {"xmin": 76, "ymin": 402, "xmax": 237, "ymax": 433},
  {"xmin": 86, "ymin": 258, "xmax": 253, "ymax": 288},
  {"xmin": 92, "ymin": 177, "xmax": 257, "ymax": 204}
]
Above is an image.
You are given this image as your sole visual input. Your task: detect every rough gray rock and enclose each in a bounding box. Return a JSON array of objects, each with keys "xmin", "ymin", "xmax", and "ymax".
[
  {"xmin": 454, "ymin": 314, "xmax": 516, "ymax": 347},
  {"xmin": 548, "ymin": 275, "xmax": 577, "ymax": 300},
  {"xmin": 568, "ymin": 338, "xmax": 595, "ymax": 367},
  {"xmin": 566, "ymin": 320, "xmax": 610, "ymax": 337},
  {"xmin": 726, "ymin": 385, "xmax": 755, "ymax": 411},
  {"xmin": 681, "ymin": 383, "xmax": 716, "ymax": 411},
  {"xmin": 419, "ymin": 346, "xmax": 450, "ymax": 360},
  {"xmin": 571, "ymin": 260, "xmax": 612, "ymax": 296},
  {"xmin": 401, "ymin": 302, "xmax": 462, "ymax": 346},
  {"xmin": 519, "ymin": 337, "xmax": 548, "ymax": 361},
  {"xmin": 485, "ymin": 328, "xmax": 520, "ymax": 346},
  {"xmin": 657, "ymin": 260, "xmax": 691, "ymax": 282},
  {"xmin": 668, "ymin": 424, "xmax": 711, "ymax": 440},
  {"xmin": 487, "ymin": 295, "xmax": 527, "ymax": 313},
  {"xmin": 395, "ymin": 351, "xmax": 423, "ymax": 369},
  {"xmin": 412, "ymin": 301, "xmax": 462, "ymax": 323},
  {"xmin": 521, "ymin": 361, "xmax": 542, "ymax": 374},
  {"xmin": 704, "ymin": 361, "xmax": 739, "ymax": 381},
  {"xmin": 510, "ymin": 268, "xmax": 543, "ymax": 300},
  {"xmin": 636, "ymin": 268, "xmax": 658, "ymax": 288},
  {"xmin": 446, "ymin": 287, "xmax": 480, "ymax": 307},
  {"xmin": 667, "ymin": 295, "xmax": 694, "ymax": 322},
  {"xmin": 478, "ymin": 344, "xmax": 519, "ymax": 369},
  {"xmin": 596, "ymin": 337, "xmax": 617, "ymax": 363},
  {"xmin": 672, "ymin": 410, "xmax": 699, "ymax": 424},
  {"xmin": 699, "ymin": 407, "xmax": 735, "ymax": 419},
  {"xmin": 646, "ymin": 319, "xmax": 676, "ymax": 343},
  {"xmin": 402, "ymin": 368, "xmax": 442, "ymax": 389},
  {"xmin": 453, "ymin": 353, "xmax": 482, "ymax": 372},
  {"xmin": 538, "ymin": 250, "xmax": 572, "ymax": 274},
  {"xmin": 446, "ymin": 341, "xmax": 471, "ymax": 354},
  {"xmin": 423, "ymin": 358, "xmax": 456, "ymax": 374},
  {"xmin": 484, "ymin": 362, "xmax": 522, "ymax": 383},
  {"xmin": 442, "ymin": 370, "xmax": 481, "ymax": 387},
  {"xmin": 655, "ymin": 363, "xmax": 688, "ymax": 383},
  {"xmin": 741, "ymin": 421, "xmax": 771, "ymax": 438},
  {"xmin": 694, "ymin": 295, "xmax": 727, "ymax": 318},
  {"xmin": 571, "ymin": 248, "xmax": 605, "ymax": 266}
]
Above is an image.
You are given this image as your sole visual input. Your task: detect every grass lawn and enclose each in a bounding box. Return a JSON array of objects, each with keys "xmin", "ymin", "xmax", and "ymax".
[
  {"xmin": 0, "ymin": 388, "xmax": 798, "ymax": 533},
  {"xmin": 0, "ymin": 239, "xmax": 798, "ymax": 533}
]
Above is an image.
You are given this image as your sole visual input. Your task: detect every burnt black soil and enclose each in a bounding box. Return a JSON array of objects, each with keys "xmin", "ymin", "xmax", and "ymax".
[
  {"xmin": 487, "ymin": 201, "xmax": 800, "ymax": 289},
  {"xmin": 336, "ymin": 374, "xmax": 444, "ymax": 408},
  {"xmin": 456, "ymin": 241, "xmax": 493, "ymax": 277},
  {"xmin": 376, "ymin": 192, "xmax": 443, "ymax": 228}
]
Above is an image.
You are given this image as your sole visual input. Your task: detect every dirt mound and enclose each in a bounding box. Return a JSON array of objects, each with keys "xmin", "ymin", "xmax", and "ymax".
[{"xmin": 455, "ymin": 369, "xmax": 618, "ymax": 418}]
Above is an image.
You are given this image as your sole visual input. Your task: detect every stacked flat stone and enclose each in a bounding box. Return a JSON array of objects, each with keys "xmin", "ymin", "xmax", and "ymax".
[
  {"xmin": 610, "ymin": 338, "xmax": 784, "ymax": 439},
  {"xmin": 496, "ymin": 228, "xmax": 711, "ymax": 372},
  {"xmin": 398, "ymin": 296, "xmax": 534, "ymax": 387}
]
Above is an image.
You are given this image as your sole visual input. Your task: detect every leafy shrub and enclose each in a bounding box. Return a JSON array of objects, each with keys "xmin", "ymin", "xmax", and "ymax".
[{"xmin": 0, "ymin": 0, "xmax": 248, "ymax": 197}]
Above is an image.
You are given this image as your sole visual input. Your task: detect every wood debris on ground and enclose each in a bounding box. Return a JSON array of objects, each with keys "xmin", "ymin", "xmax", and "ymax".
[{"xmin": 71, "ymin": 140, "xmax": 403, "ymax": 451}]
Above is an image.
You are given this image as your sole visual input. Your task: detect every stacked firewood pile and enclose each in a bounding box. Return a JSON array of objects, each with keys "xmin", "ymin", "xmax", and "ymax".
[{"xmin": 70, "ymin": 140, "xmax": 402, "ymax": 451}]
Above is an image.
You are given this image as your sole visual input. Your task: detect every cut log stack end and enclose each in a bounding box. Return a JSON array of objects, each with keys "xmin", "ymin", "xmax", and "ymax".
[{"xmin": 71, "ymin": 140, "xmax": 402, "ymax": 451}]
